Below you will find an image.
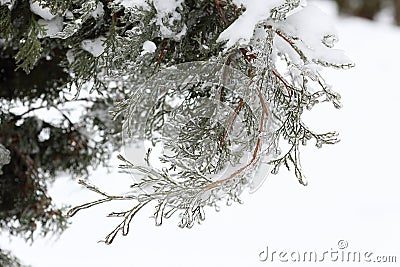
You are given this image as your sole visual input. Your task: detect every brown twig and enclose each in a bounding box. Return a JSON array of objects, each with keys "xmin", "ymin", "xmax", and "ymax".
[
  {"xmin": 275, "ymin": 30, "xmax": 295, "ymax": 47},
  {"xmin": 214, "ymin": 0, "xmax": 229, "ymax": 25},
  {"xmin": 219, "ymin": 55, "xmax": 233, "ymax": 101},
  {"xmin": 240, "ymin": 48, "xmax": 257, "ymax": 62},
  {"xmin": 206, "ymin": 86, "xmax": 268, "ymax": 190},
  {"xmin": 157, "ymin": 40, "xmax": 168, "ymax": 66},
  {"xmin": 272, "ymin": 69, "xmax": 292, "ymax": 97},
  {"xmin": 266, "ymin": 24, "xmax": 298, "ymax": 53},
  {"xmin": 219, "ymin": 98, "xmax": 244, "ymax": 146}
]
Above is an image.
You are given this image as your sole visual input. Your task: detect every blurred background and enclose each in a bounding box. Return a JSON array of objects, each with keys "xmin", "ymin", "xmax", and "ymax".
[{"xmin": 333, "ymin": 0, "xmax": 400, "ymax": 25}]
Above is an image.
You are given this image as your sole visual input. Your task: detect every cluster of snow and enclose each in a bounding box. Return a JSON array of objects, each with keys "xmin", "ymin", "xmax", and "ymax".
[
  {"xmin": 117, "ymin": 0, "xmax": 187, "ymax": 40},
  {"xmin": 117, "ymin": 0, "xmax": 147, "ymax": 9},
  {"xmin": 141, "ymin": 40, "xmax": 157, "ymax": 55},
  {"xmin": 0, "ymin": 0, "xmax": 10, "ymax": 5},
  {"xmin": 273, "ymin": 4, "xmax": 351, "ymax": 66},
  {"xmin": 29, "ymin": 0, "xmax": 63, "ymax": 38},
  {"xmin": 152, "ymin": 0, "xmax": 187, "ymax": 40},
  {"xmin": 66, "ymin": 49, "xmax": 75, "ymax": 64},
  {"xmin": 0, "ymin": 0, "xmax": 15, "ymax": 10},
  {"xmin": 81, "ymin": 36, "xmax": 107, "ymax": 57},
  {"xmin": 217, "ymin": 0, "xmax": 351, "ymax": 67},
  {"xmin": 217, "ymin": 0, "xmax": 286, "ymax": 48},
  {"xmin": 0, "ymin": 0, "xmax": 16, "ymax": 10},
  {"xmin": 38, "ymin": 17, "xmax": 63, "ymax": 38},
  {"xmin": 29, "ymin": 0, "xmax": 56, "ymax": 20},
  {"xmin": 29, "ymin": 0, "xmax": 104, "ymax": 39},
  {"xmin": 91, "ymin": 2, "xmax": 104, "ymax": 20}
]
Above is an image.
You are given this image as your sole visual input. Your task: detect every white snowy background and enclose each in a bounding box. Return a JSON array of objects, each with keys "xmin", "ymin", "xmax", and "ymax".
[{"xmin": 2, "ymin": 0, "xmax": 400, "ymax": 266}]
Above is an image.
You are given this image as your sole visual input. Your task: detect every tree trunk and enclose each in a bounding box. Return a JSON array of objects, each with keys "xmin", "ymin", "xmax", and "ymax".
[
  {"xmin": 335, "ymin": 0, "xmax": 381, "ymax": 20},
  {"xmin": 336, "ymin": 0, "xmax": 352, "ymax": 14},
  {"xmin": 394, "ymin": 0, "xmax": 400, "ymax": 25},
  {"xmin": 356, "ymin": 0, "xmax": 381, "ymax": 20}
]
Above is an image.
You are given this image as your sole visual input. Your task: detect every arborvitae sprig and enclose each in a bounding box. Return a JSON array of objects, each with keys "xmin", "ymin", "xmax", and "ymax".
[
  {"xmin": 14, "ymin": 16, "xmax": 45, "ymax": 74},
  {"xmin": 0, "ymin": 0, "xmax": 352, "ymax": 244},
  {"xmin": 0, "ymin": 5, "xmax": 12, "ymax": 39}
]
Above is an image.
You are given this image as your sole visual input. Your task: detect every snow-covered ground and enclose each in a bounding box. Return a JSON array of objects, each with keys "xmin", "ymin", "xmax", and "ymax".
[{"xmin": 2, "ymin": 1, "xmax": 400, "ymax": 266}]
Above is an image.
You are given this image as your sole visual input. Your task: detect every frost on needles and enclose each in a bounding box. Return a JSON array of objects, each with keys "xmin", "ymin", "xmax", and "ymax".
[{"xmin": 0, "ymin": 0, "xmax": 353, "ymax": 243}]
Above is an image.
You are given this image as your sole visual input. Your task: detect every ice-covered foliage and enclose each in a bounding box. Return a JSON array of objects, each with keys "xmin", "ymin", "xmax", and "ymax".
[
  {"xmin": 0, "ymin": 144, "xmax": 10, "ymax": 175},
  {"xmin": 1, "ymin": 0, "xmax": 352, "ymax": 243}
]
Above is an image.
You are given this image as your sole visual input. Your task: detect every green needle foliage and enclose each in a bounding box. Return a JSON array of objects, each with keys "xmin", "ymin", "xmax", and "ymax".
[
  {"xmin": 14, "ymin": 16, "xmax": 45, "ymax": 74},
  {"xmin": 0, "ymin": 248, "xmax": 30, "ymax": 267}
]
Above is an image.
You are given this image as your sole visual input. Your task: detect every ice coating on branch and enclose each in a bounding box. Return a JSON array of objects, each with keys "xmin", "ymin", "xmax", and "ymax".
[
  {"xmin": 81, "ymin": 36, "xmax": 106, "ymax": 57},
  {"xmin": 217, "ymin": 0, "xmax": 286, "ymax": 49},
  {"xmin": 274, "ymin": 4, "xmax": 351, "ymax": 66},
  {"xmin": 30, "ymin": 0, "xmax": 56, "ymax": 20}
]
